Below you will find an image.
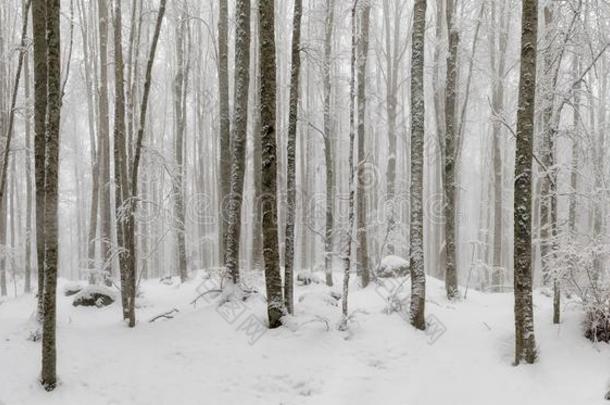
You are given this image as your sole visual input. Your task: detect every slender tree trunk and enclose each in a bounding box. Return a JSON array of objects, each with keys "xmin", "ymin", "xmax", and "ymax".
[
  {"xmin": 513, "ymin": 0, "xmax": 538, "ymax": 365},
  {"xmin": 32, "ymin": 0, "xmax": 48, "ymax": 319},
  {"xmin": 284, "ymin": 0, "xmax": 303, "ymax": 314},
  {"xmin": 218, "ymin": 0, "xmax": 230, "ymax": 261},
  {"xmin": 409, "ymin": 0, "xmax": 427, "ymax": 331},
  {"xmin": 128, "ymin": 0, "xmax": 167, "ymax": 327},
  {"xmin": 489, "ymin": 0, "xmax": 508, "ymax": 292},
  {"xmin": 443, "ymin": 0, "xmax": 459, "ymax": 299},
  {"xmin": 356, "ymin": 2, "xmax": 371, "ymax": 287},
  {"xmin": 323, "ymin": 0, "xmax": 335, "ymax": 286},
  {"xmin": 223, "ymin": 0, "xmax": 251, "ymax": 285},
  {"xmin": 112, "ymin": 0, "xmax": 132, "ymax": 320},
  {"xmin": 340, "ymin": 1, "xmax": 359, "ymax": 329},
  {"xmin": 24, "ymin": 38, "xmax": 33, "ymax": 294},
  {"xmin": 259, "ymin": 0, "xmax": 284, "ymax": 328},
  {"xmin": 41, "ymin": 0, "xmax": 62, "ymax": 389},
  {"xmin": 97, "ymin": 0, "xmax": 112, "ymax": 285},
  {"xmin": 172, "ymin": 12, "xmax": 188, "ymax": 283}
]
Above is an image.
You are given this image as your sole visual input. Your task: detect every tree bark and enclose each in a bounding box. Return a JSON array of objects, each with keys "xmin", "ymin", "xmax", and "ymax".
[
  {"xmin": 513, "ymin": 0, "xmax": 538, "ymax": 365},
  {"xmin": 218, "ymin": 0, "xmax": 230, "ymax": 261},
  {"xmin": 409, "ymin": 0, "xmax": 427, "ymax": 331},
  {"xmin": 97, "ymin": 0, "xmax": 113, "ymax": 285},
  {"xmin": 259, "ymin": 0, "xmax": 284, "ymax": 328},
  {"xmin": 128, "ymin": 0, "xmax": 167, "ymax": 327},
  {"xmin": 443, "ymin": 0, "xmax": 459, "ymax": 299},
  {"xmin": 172, "ymin": 11, "xmax": 188, "ymax": 283},
  {"xmin": 41, "ymin": 0, "xmax": 62, "ymax": 389},
  {"xmin": 284, "ymin": 0, "xmax": 303, "ymax": 314},
  {"xmin": 356, "ymin": 2, "xmax": 371, "ymax": 287},
  {"xmin": 323, "ymin": 0, "xmax": 335, "ymax": 286},
  {"xmin": 223, "ymin": 0, "xmax": 251, "ymax": 285},
  {"xmin": 32, "ymin": 0, "xmax": 48, "ymax": 319}
]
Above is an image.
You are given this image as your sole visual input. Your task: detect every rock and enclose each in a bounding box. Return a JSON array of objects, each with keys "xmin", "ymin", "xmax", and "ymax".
[
  {"xmin": 72, "ymin": 285, "xmax": 117, "ymax": 308},
  {"xmin": 377, "ymin": 255, "xmax": 410, "ymax": 278},
  {"xmin": 63, "ymin": 282, "xmax": 84, "ymax": 297}
]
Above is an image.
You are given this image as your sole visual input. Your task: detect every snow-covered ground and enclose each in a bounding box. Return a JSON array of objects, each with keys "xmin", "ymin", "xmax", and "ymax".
[{"xmin": 1, "ymin": 271, "xmax": 609, "ymax": 405}]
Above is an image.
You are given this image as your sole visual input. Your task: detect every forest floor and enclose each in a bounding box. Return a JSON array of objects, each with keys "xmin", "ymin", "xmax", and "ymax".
[{"xmin": 1, "ymin": 270, "xmax": 609, "ymax": 405}]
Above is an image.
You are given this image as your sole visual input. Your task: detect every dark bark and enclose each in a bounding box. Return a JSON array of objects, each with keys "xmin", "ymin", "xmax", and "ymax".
[
  {"xmin": 41, "ymin": 0, "xmax": 62, "ymax": 389},
  {"xmin": 129, "ymin": 0, "xmax": 168, "ymax": 327},
  {"xmin": 223, "ymin": 0, "xmax": 251, "ymax": 285},
  {"xmin": 259, "ymin": 0, "xmax": 284, "ymax": 328},
  {"xmin": 443, "ymin": 0, "xmax": 459, "ymax": 299},
  {"xmin": 32, "ymin": 0, "xmax": 48, "ymax": 319},
  {"xmin": 409, "ymin": 0, "xmax": 427, "ymax": 331},
  {"xmin": 513, "ymin": 0, "xmax": 538, "ymax": 365},
  {"xmin": 218, "ymin": 0, "xmax": 230, "ymax": 260}
]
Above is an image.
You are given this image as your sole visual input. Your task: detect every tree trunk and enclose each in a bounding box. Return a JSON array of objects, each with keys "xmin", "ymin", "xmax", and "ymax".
[
  {"xmin": 112, "ymin": 0, "xmax": 131, "ymax": 320},
  {"xmin": 409, "ymin": 0, "xmax": 427, "ymax": 331},
  {"xmin": 323, "ymin": 0, "xmax": 335, "ymax": 286},
  {"xmin": 97, "ymin": 0, "xmax": 113, "ymax": 285},
  {"xmin": 24, "ymin": 37, "xmax": 33, "ymax": 294},
  {"xmin": 513, "ymin": 0, "xmax": 538, "ymax": 365},
  {"xmin": 218, "ymin": 0, "xmax": 230, "ymax": 261},
  {"xmin": 259, "ymin": 0, "xmax": 284, "ymax": 328},
  {"xmin": 32, "ymin": 0, "xmax": 48, "ymax": 319},
  {"xmin": 284, "ymin": 0, "xmax": 303, "ymax": 314},
  {"xmin": 172, "ymin": 11, "xmax": 188, "ymax": 283},
  {"xmin": 128, "ymin": 0, "xmax": 167, "ymax": 327},
  {"xmin": 340, "ymin": 1, "xmax": 359, "ymax": 329},
  {"xmin": 223, "ymin": 0, "xmax": 251, "ymax": 285},
  {"xmin": 41, "ymin": 0, "xmax": 62, "ymax": 389},
  {"xmin": 356, "ymin": 2, "xmax": 371, "ymax": 287},
  {"xmin": 443, "ymin": 0, "xmax": 459, "ymax": 299}
]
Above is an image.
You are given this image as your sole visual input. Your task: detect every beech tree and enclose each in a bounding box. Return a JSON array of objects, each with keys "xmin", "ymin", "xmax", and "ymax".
[
  {"xmin": 259, "ymin": 0, "xmax": 284, "ymax": 328},
  {"xmin": 409, "ymin": 0, "xmax": 427, "ymax": 331},
  {"xmin": 513, "ymin": 0, "xmax": 538, "ymax": 365},
  {"xmin": 224, "ymin": 0, "xmax": 251, "ymax": 286}
]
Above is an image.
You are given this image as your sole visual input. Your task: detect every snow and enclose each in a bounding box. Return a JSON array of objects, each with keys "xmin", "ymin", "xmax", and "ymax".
[
  {"xmin": 380, "ymin": 255, "xmax": 409, "ymax": 269},
  {"xmin": 1, "ymin": 272, "xmax": 609, "ymax": 405}
]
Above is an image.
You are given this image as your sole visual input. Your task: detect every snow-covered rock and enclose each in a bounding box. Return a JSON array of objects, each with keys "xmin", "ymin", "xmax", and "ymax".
[{"xmin": 72, "ymin": 285, "xmax": 117, "ymax": 307}]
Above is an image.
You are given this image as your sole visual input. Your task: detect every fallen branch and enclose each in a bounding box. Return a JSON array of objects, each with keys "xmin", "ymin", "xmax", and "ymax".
[
  {"xmin": 190, "ymin": 289, "xmax": 222, "ymax": 306},
  {"xmin": 148, "ymin": 308, "xmax": 179, "ymax": 323}
]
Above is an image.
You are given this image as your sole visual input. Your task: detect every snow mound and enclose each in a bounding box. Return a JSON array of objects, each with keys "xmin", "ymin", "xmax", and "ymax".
[
  {"xmin": 377, "ymin": 255, "xmax": 409, "ymax": 278},
  {"xmin": 72, "ymin": 285, "xmax": 117, "ymax": 307}
]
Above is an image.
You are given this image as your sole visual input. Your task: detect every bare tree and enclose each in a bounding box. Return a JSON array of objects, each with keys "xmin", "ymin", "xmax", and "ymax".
[
  {"xmin": 356, "ymin": 1, "xmax": 371, "ymax": 287},
  {"xmin": 259, "ymin": 0, "xmax": 284, "ymax": 328},
  {"xmin": 409, "ymin": 0, "xmax": 427, "ymax": 331},
  {"xmin": 443, "ymin": 0, "xmax": 459, "ymax": 299},
  {"xmin": 224, "ymin": 0, "xmax": 251, "ymax": 285},
  {"xmin": 284, "ymin": 0, "xmax": 303, "ymax": 314},
  {"xmin": 40, "ymin": 0, "xmax": 62, "ymax": 390},
  {"xmin": 323, "ymin": 0, "xmax": 335, "ymax": 287},
  {"xmin": 513, "ymin": 0, "xmax": 538, "ymax": 365}
]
